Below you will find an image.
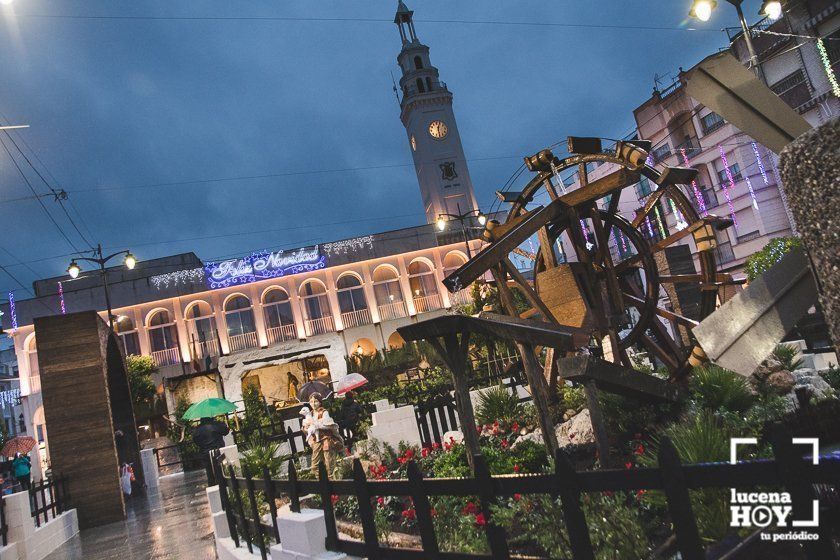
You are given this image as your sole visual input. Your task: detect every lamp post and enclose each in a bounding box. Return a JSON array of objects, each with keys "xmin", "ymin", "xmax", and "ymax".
[
  {"xmin": 67, "ymin": 244, "xmax": 137, "ymax": 330},
  {"xmin": 689, "ymin": 0, "xmax": 782, "ymax": 70},
  {"xmin": 435, "ymin": 206, "xmax": 487, "ymax": 259}
]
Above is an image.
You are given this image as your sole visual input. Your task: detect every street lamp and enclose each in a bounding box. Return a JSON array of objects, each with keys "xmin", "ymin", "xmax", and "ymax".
[
  {"xmin": 66, "ymin": 244, "xmax": 138, "ymax": 329},
  {"xmin": 759, "ymin": 0, "xmax": 782, "ymax": 20},
  {"xmin": 435, "ymin": 206, "xmax": 487, "ymax": 259},
  {"xmin": 689, "ymin": 0, "xmax": 762, "ymax": 68}
]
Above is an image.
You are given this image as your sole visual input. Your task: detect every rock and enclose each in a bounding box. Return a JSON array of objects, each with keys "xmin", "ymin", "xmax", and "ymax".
[
  {"xmin": 557, "ymin": 409, "xmax": 595, "ymax": 447},
  {"xmin": 781, "ymin": 393, "xmax": 798, "ymax": 413},
  {"xmin": 792, "ymin": 368, "xmax": 816, "ymax": 382},
  {"xmin": 562, "ymin": 408, "xmax": 576, "ymax": 421},
  {"xmin": 795, "ymin": 375, "xmax": 832, "ymax": 396},
  {"xmin": 512, "ymin": 428, "xmax": 543, "ymax": 449},
  {"xmin": 442, "ymin": 430, "xmax": 464, "ymax": 445},
  {"xmin": 766, "ymin": 370, "xmax": 795, "ymax": 395}
]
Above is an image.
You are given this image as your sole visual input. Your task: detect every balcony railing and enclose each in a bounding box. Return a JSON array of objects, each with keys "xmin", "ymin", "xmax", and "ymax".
[
  {"xmin": 266, "ymin": 324, "xmax": 297, "ymax": 346},
  {"xmin": 151, "ymin": 347, "xmax": 181, "ymax": 367},
  {"xmin": 341, "ymin": 308, "xmax": 372, "ymax": 329},
  {"xmin": 378, "ymin": 301, "xmax": 407, "ymax": 321},
  {"xmin": 192, "ymin": 339, "xmax": 220, "ymax": 360},
  {"xmin": 305, "ymin": 316, "xmax": 336, "ymax": 337},
  {"xmin": 228, "ymin": 331, "xmax": 259, "ymax": 353},
  {"xmin": 413, "ymin": 293, "xmax": 443, "ymax": 314},
  {"xmin": 449, "ymin": 289, "xmax": 472, "ymax": 307},
  {"xmin": 673, "ymin": 137, "xmax": 701, "ymax": 158}
]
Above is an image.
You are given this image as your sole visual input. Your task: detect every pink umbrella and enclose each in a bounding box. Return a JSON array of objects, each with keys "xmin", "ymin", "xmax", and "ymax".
[{"xmin": 335, "ymin": 373, "xmax": 368, "ymax": 395}]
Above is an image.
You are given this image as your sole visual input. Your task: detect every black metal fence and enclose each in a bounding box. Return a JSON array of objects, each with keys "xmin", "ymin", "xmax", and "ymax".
[
  {"xmin": 30, "ymin": 477, "xmax": 68, "ymax": 528},
  {"xmin": 0, "ymin": 489, "xmax": 7, "ymax": 547},
  {"xmin": 213, "ymin": 430, "xmax": 840, "ymax": 560},
  {"xmin": 153, "ymin": 443, "xmax": 204, "ymax": 473}
]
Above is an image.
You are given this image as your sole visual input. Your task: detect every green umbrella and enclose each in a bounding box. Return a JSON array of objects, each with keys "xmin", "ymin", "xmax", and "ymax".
[{"xmin": 182, "ymin": 398, "xmax": 238, "ymax": 420}]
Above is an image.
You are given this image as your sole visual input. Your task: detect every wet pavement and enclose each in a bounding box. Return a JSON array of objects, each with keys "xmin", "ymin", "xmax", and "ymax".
[{"xmin": 44, "ymin": 471, "xmax": 216, "ymax": 560}]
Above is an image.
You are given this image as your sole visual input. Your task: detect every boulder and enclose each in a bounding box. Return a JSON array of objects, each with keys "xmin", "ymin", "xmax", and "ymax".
[
  {"xmin": 795, "ymin": 375, "xmax": 832, "ymax": 396},
  {"xmin": 557, "ymin": 409, "xmax": 595, "ymax": 447},
  {"xmin": 766, "ymin": 370, "xmax": 795, "ymax": 395},
  {"xmin": 512, "ymin": 429, "xmax": 543, "ymax": 449}
]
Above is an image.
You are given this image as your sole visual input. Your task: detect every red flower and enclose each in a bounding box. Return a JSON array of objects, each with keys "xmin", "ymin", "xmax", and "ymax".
[
  {"xmin": 431, "ymin": 442, "xmax": 440, "ymax": 450},
  {"xmin": 404, "ymin": 449, "xmax": 415, "ymax": 460},
  {"xmin": 474, "ymin": 512, "xmax": 487, "ymax": 526},
  {"xmin": 634, "ymin": 444, "xmax": 645, "ymax": 456},
  {"xmin": 421, "ymin": 448, "xmax": 429, "ymax": 458},
  {"xmin": 636, "ymin": 489, "xmax": 647, "ymax": 499},
  {"xmin": 401, "ymin": 508, "xmax": 416, "ymax": 520},
  {"xmin": 500, "ymin": 439, "xmax": 509, "ymax": 449},
  {"xmin": 513, "ymin": 464, "xmax": 520, "ymax": 473},
  {"xmin": 430, "ymin": 507, "xmax": 437, "ymax": 517},
  {"xmin": 462, "ymin": 501, "xmax": 478, "ymax": 515},
  {"xmin": 511, "ymin": 421, "xmax": 519, "ymax": 432},
  {"xmin": 513, "ymin": 493, "xmax": 521, "ymax": 502},
  {"xmin": 331, "ymin": 495, "xmax": 339, "ymax": 505},
  {"xmin": 624, "ymin": 462, "xmax": 633, "ymax": 469},
  {"xmin": 377, "ymin": 497, "xmax": 385, "ymax": 506}
]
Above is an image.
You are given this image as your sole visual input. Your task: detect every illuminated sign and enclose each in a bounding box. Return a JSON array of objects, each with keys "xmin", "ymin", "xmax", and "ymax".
[{"xmin": 204, "ymin": 246, "xmax": 326, "ymax": 289}]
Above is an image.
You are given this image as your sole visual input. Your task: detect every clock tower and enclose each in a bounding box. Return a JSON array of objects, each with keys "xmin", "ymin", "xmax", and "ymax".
[{"xmin": 394, "ymin": 1, "xmax": 479, "ymax": 224}]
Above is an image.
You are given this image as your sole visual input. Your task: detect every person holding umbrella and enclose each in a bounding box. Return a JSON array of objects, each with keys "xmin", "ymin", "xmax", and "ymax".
[
  {"xmin": 182, "ymin": 398, "xmax": 237, "ymax": 484},
  {"xmin": 12, "ymin": 452, "xmax": 31, "ymax": 491}
]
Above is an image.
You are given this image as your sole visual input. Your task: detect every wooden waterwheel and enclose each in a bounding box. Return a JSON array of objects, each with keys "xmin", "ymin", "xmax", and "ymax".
[{"xmin": 444, "ymin": 137, "xmax": 740, "ymax": 381}]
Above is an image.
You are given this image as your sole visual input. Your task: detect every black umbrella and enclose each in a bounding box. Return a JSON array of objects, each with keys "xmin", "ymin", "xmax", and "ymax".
[{"xmin": 297, "ymin": 380, "xmax": 331, "ymax": 403}]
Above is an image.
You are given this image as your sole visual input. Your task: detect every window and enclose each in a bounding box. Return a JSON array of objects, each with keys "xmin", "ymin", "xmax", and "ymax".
[
  {"xmin": 372, "ymin": 266, "xmax": 404, "ymax": 308},
  {"xmin": 413, "ymin": 55, "xmax": 423, "ymax": 70},
  {"xmin": 635, "ymin": 176, "xmax": 654, "ymax": 199},
  {"xmin": 224, "ymin": 296, "xmax": 256, "ymax": 337},
  {"xmin": 650, "ymin": 143, "xmax": 671, "ymax": 164},
  {"xmin": 408, "ymin": 260, "xmax": 438, "ymax": 298},
  {"xmin": 148, "ymin": 310, "xmax": 178, "ymax": 352},
  {"xmin": 263, "ymin": 289, "xmax": 294, "ymax": 329},
  {"xmin": 336, "ymin": 274, "xmax": 368, "ymax": 314},
  {"xmin": 186, "ymin": 301, "xmax": 217, "ymax": 344},
  {"xmin": 717, "ymin": 161, "xmax": 742, "ymax": 185},
  {"xmin": 442, "ymin": 252, "xmax": 467, "ymax": 277},
  {"xmin": 700, "ymin": 112, "xmax": 725, "ymax": 134},
  {"xmin": 299, "ymin": 281, "xmax": 331, "ymax": 321},
  {"xmin": 425, "ymin": 77, "xmax": 432, "ymax": 91},
  {"xmin": 416, "ymin": 78, "xmax": 425, "ymax": 93},
  {"xmin": 115, "ymin": 316, "xmax": 140, "ymax": 356}
]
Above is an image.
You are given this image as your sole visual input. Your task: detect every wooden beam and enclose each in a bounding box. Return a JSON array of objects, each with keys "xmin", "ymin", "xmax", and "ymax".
[
  {"xmin": 559, "ymin": 168, "xmax": 640, "ymax": 207},
  {"xmin": 622, "ymin": 292, "xmax": 700, "ymax": 328}
]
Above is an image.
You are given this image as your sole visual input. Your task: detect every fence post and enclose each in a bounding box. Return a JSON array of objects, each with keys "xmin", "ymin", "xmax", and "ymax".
[
  {"xmin": 262, "ymin": 466, "xmax": 280, "ymax": 545},
  {"xmin": 657, "ymin": 437, "xmax": 703, "ymax": 560},
  {"xmin": 553, "ymin": 449, "xmax": 595, "ymax": 560},
  {"xmin": 228, "ymin": 465, "xmax": 253, "ymax": 554},
  {"xmin": 769, "ymin": 427, "xmax": 837, "ymax": 560},
  {"xmin": 217, "ymin": 461, "xmax": 240, "ymax": 548},
  {"xmin": 317, "ymin": 462, "xmax": 339, "ymax": 551},
  {"xmin": 287, "ymin": 459, "xmax": 301, "ymax": 513},
  {"xmin": 407, "ymin": 461, "xmax": 440, "ymax": 557},
  {"xmin": 286, "ymin": 426, "xmax": 298, "ymax": 456},
  {"xmin": 352, "ymin": 459, "xmax": 380, "ymax": 559},
  {"xmin": 473, "ymin": 454, "xmax": 510, "ymax": 559},
  {"xmin": 244, "ymin": 472, "xmax": 268, "ymax": 560}
]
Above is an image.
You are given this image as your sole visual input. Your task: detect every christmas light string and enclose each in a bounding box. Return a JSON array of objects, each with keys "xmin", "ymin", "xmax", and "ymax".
[
  {"xmin": 58, "ymin": 281, "xmax": 66, "ymax": 314},
  {"xmin": 679, "ymin": 147, "xmax": 707, "ymax": 216},
  {"xmin": 653, "ymin": 205, "xmax": 667, "ymax": 239},
  {"xmin": 8, "ymin": 292, "xmax": 17, "ymax": 331},
  {"xmin": 817, "ymin": 38, "xmax": 840, "ymax": 98},
  {"xmin": 752, "ymin": 142, "xmax": 770, "ymax": 187},
  {"xmin": 717, "ymin": 146, "xmax": 739, "ymax": 230}
]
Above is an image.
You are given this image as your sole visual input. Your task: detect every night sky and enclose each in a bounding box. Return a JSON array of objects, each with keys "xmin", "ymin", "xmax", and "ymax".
[{"xmin": 0, "ymin": 1, "xmax": 768, "ymax": 297}]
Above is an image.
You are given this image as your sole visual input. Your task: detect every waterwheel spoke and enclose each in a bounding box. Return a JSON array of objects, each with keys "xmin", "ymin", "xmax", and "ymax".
[
  {"xmin": 631, "ymin": 189, "xmax": 667, "ymax": 229},
  {"xmin": 639, "ymin": 333, "xmax": 679, "ymax": 372},
  {"xmin": 622, "ymin": 292, "xmax": 699, "ymax": 328}
]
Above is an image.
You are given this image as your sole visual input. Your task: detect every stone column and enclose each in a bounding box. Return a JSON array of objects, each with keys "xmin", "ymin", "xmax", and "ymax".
[
  {"xmin": 171, "ymin": 298, "xmax": 191, "ymax": 363},
  {"xmin": 209, "ymin": 292, "xmax": 230, "ymax": 355},
  {"xmin": 286, "ymin": 278, "xmax": 307, "ymax": 340},
  {"xmin": 396, "ymin": 257, "xmax": 417, "ymax": 316},
  {"xmin": 324, "ymin": 270, "xmax": 344, "ymax": 331},
  {"xmin": 248, "ymin": 285, "xmax": 268, "ymax": 347},
  {"xmin": 360, "ymin": 266, "xmax": 381, "ymax": 324},
  {"xmin": 431, "ymin": 250, "xmax": 452, "ymax": 308},
  {"xmin": 779, "ymin": 118, "xmax": 840, "ymax": 355}
]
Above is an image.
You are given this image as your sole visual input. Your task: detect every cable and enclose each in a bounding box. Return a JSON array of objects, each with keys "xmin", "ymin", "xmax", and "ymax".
[
  {"xmin": 0, "ymin": 135, "xmax": 81, "ymax": 253},
  {"xmin": 13, "ymin": 13, "xmax": 717, "ymax": 33}
]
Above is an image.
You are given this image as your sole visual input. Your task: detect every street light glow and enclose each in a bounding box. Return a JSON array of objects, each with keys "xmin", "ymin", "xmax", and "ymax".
[
  {"xmin": 477, "ymin": 213, "xmax": 487, "ymax": 226},
  {"xmin": 124, "ymin": 252, "xmax": 137, "ymax": 270},
  {"xmin": 67, "ymin": 261, "xmax": 81, "ymax": 279},
  {"xmin": 436, "ymin": 216, "xmax": 446, "ymax": 231},
  {"xmin": 689, "ymin": 0, "xmax": 716, "ymax": 22},
  {"xmin": 760, "ymin": 1, "xmax": 782, "ymax": 20},
  {"xmin": 0, "ymin": 0, "xmax": 14, "ymax": 6}
]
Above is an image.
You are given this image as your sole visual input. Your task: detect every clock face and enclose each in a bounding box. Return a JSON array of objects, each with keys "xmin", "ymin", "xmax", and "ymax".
[
  {"xmin": 428, "ymin": 120, "xmax": 448, "ymax": 140},
  {"xmin": 410, "ymin": 135, "xmax": 417, "ymax": 151}
]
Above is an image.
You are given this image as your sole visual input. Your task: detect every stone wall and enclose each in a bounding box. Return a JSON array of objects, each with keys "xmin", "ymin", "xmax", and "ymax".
[{"xmin": 779, "ymin": 118, "xmax": 840, "ymax": 355}]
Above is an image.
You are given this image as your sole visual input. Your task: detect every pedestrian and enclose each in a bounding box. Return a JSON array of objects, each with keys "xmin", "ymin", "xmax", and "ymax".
[
  {"xmin": 306, "ymin": 393, "xmax": 343, "ymax": 477},
  {"xmin": 338, "ymin": 391, "xmax": 365, "ymax": 447},
  {"xmin": 192, "ymin": 416, "xmax": 230, "ymax": 484},
  {"xmin": 12, "ymin": 452, "xmax": 31, "ymax": 491}
]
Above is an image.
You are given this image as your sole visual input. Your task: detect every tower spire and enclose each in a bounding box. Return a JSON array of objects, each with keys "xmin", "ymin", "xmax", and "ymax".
[{"xmin": 394, "ymin": 1, "xmax": 417, "ymax": 44}]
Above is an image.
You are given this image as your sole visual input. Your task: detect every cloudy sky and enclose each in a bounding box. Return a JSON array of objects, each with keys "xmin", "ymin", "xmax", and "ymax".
[{"xmin": 0, "ymin": 0, "xmax": 767, "ymax": 296}]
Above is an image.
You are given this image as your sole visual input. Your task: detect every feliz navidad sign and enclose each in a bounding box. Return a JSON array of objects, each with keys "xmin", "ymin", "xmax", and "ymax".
[{"xmin": 204, "ymin": 246, "xmax": 326, "ymax": 289}]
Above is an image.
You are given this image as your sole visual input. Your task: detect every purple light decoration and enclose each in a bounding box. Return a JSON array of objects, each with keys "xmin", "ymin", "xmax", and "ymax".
[
  {"xmin": 751, "ymin": 142, "xmax": 769, "ymax": 186},
  {"xmin": 645, "ymin": 216, "xmax": 655, "ymax": 238},
  {"xmin": 8, "ymin": 292, "xmax": 17, "ymax": 331},
  {"xmin": 58, "ymin": 281, "xmax": 66, "ymax": 314},
  {"xmin": 645, "ymin": 154, "xmax": 654, "ymax": 167},
  {"xmin": 580, "ymin": 219, "xmax": 592, "ymax": 248},
  {"xmin": 613, "ymin": 227, "xmax": 628, "ymax": 254},
  {"xmin": 680, "ymin": 147, "xmax": 707, "ymax": 216},
  {"xmin": 744, "ymin": 176, "xmax": 759, "ymax": 210},
  {"xmin": 717, "ymin": 146, "xmax": 739, "ymax": 230}
]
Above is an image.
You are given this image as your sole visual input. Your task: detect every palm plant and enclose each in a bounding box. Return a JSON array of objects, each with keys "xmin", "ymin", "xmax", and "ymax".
[
  {"xmin": 690, "ymin": 364, "xmax": 755, "ymax": 413},
  {"xmin": 772, "ymin": 343, "xmax": 803, "ymax": 372},
  {"xmin": 240, "ymin": 442, "xmax": 287, "ymax": 478},
  {"xmin": 475, "ymin": 384, "xmax": 522, "ymax": 426}
]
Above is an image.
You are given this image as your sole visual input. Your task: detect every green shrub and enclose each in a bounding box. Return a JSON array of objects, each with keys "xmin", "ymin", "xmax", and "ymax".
[
  {"xmin": 690, "ymin": 365, "xmax": 755, "ymax": 413},
  {"xmin": 475, "ymin": 385, "xmax": 522, "ymax": 426},
  {"xmin": 772, "ymin": 343, "xmax": 803, "ymax": 372},
  {"xmin": 744, "ymin": 236, "xmax": 801, "ymax": 281},
  {"xmin": 240, "ymin": 442, "xmax": 287, "ymax": 478},
  {"xmin": 822, "ymin": 364, "xmax": 840, "ymax": 392}
]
